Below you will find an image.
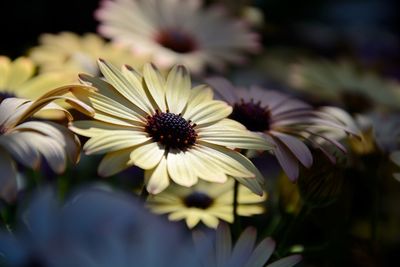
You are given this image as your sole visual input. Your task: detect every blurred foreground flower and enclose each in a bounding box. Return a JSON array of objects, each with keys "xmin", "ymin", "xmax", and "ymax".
[
  {"xmin": 70, "ymin": 60, "xmax": 271, "ymax": 195},
  {"xmin": 0, "ymin": 187, "xmax": 202, "ymax": 267},
  {"xmin": 96, "ymin": 0, "xmax": 260, "ymax": 73},
  {"xmin": 193, "ymin": 223, "xmax": 302, "ymax": 267},
  {"xmin": 147, "ymin": 178, "xmax": 265, "ymax": 228},
  {"xmin": 290, "ymin": 59, "xmax": 400, "ymax": 113},
  {"xmin": 207, "ymin": 77, "xmax": 359, "ymax": 181},
  {"xmin": 0, "ymin": 86, "xmax": 94, "ymax": 202},
  {"xmin": 0, "ymin": 56, "xmax": 68, "ymax": 119},
  {"xmin": 29, "ymin": 32, "xmax": 148, "ymax": 82}
]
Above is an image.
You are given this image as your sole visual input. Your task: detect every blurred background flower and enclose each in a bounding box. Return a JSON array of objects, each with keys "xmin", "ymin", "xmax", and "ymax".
[
  {"xmin": 29, "ymin": 32, "xmax": 148, "ymax": 82},
  {"xmin": 147, "ymin": 178, "xmax": 266, "ymax": 228},
  {"xmin": 95, "ymin": 0, "xmax": 260, "ymax": 73}
]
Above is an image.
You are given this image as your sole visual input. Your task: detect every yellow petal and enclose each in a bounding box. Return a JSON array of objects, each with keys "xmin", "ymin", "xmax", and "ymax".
[
  {"xmin": 84, "ymin": 131, "xmax": 150, "ymax": 155},
  {"xmin": 98, "ymin": 148, "xmax": 133, "ymax": 177},
  {"xmin": 167, "ymin": 151, "xmax": 198, "ymax": 187},
  {"xmin": 143, "ymin": 63, "xmax": 167, "ymax": 111},
  {"xmin": 129, "ymin": 141, "xmax": 164, "ymax": 169},
  {"xmin": 165, "ymin": 65, "xmax": 191, "ymax": 114},
  {"xmin": 145, "ymin": 157, "xmax": 170, "ymax": 194}
]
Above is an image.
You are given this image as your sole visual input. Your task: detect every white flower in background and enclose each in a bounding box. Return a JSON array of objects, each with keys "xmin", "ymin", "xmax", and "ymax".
[{"xmin": 96, "ymin": 0, "xmax": 260, "ymax": 73}]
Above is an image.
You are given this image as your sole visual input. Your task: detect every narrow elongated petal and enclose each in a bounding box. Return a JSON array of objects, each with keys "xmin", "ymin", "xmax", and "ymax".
[
  {"xmin": 145, "ymin": 156, "xmax": 169, "ymax": 194},
  {"xmin": 84, "ymin": 131, "xmax": 150, "ymax": 154},
  {"xmin": 271, "ymin": 131, "xmax": 313, "ymax": 168},
  {"xmin": 272, "ymin": 137, "xmax": 299, "ymax": 182},
  {"xmin": 143, "ymin": 63, "xmax": 166, "ymax": 111},
  {"xmin": 266, "ymin": 255, "xmax": 302, "ymax": 267},
  {"xmin": 165, "ymin": 65, "xmax": 191, "ymax": 114},
  {"xmin": 184, "ymin": 100, "xmax": 232, "ymax": 125},
  {"xmin": 0, "ymin": 133, "xmax": 40, "ymax": 169},
  {"xmin": 244, "ymin": 238, "xmax": 275, "ymax": 267}
]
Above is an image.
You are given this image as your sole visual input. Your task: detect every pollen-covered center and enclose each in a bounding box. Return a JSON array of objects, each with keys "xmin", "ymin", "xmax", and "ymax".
[
  {"xmin": 184, "ymin": 191, "xmax": 214, "ymax": 209},
  {"xmin": 230, "ymin": 99, "xmax": 271, "ymax": 132},
  {"xmin": 145, "ymin": 111, "xmax": 197, "ymax": 150},
  {"xmin": 0, "ymin": 91, "xmax": 16, "ymax": 103},
  {"xmin": 155, "ymin": 29, "xmax": 198, "ymax": 54}
]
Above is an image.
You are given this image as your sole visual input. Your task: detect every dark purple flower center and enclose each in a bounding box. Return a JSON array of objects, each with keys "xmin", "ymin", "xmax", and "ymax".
[
  {"xmin": 155, "ymin": 29, "xmax": 197, "ymax": 54},
  {"xmin": 0, "ymin": 91, "xmax": 16, "ymax": 103},
  {"xmin": 230, "ymin": 99, "xmax": 271, "ymax": 132},
  {"xmin": 184, "ymin": 191, "xmax": 214, "ymax": 209},
  {"xmin": 145, "ymin": 110, "xmax": 197, "ymax": 150}
]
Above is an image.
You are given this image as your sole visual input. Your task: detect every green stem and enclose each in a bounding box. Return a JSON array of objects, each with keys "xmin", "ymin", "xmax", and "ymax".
[{"xmin": 140, "ymin": 185, "xmax": 149, "ymax": 201}]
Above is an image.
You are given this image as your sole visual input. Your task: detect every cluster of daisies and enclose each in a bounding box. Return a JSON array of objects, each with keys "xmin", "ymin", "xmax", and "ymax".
[{"xmin": 1, "ymin": 0, "xmax": 400, "ymax": 266}]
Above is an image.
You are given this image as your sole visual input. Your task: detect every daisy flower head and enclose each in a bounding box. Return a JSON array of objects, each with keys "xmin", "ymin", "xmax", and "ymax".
[
  {"xmin": 147, "ymin": 178, "xmax": 266, "ymax": 228},
  {"xmin": 206, "ymin": 77, "xmax": 359, "ymax": 181},
  {"xmin": 193, "ymin": 223, "xmax": 302, "ymax": 267},
  {"xmin": 95, "ymin": 0, "xmax": 260, "ymax": 73},
  {"xmin": 0, "ymin": 56, "xmax": 67, "ymax": 102},
  {"xmin": 29, "ymin": 32, "xmax": 148, "ymax": 82},
  {"xmin": 70, "ymin": 60, "xmax": 272, "ymax": 195},
  {"xmin": 289, "ymin": 59, "xmax": 400, "ymax": 113},
  {"xmin": 0, "ymin": 86, "xmax": 95, "ymax": 202}
]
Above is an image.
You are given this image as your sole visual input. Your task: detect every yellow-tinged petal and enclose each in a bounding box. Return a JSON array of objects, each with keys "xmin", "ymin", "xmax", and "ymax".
[
  {"xmin": 97, "ymin": 59, "xmax": 153, "ymax": 114},
  {"xmin": 143, "ymin": 63, "xmax": 167, "ymax": 111},
  {"xmin": 98, "ymin": 148, "xmax": 133, "ymax": 177},
  {"xmin": 72, "ymin": 89, "xmax": 145, "ymax": 122},
  {"xmin": 165, "ymin": 65, "xmax": 191, "ymax": 114},
  {"xmin": 69, "ymin": 120, "xmax": 141, "ymax": 137},
  {"xmin": 186, "ymin": 150, "xmax": 228, "ymax": 183},
  {"xmin": 145, "ymin": 157, "xmax": 170, "ymax": 194},
  {"xmin": 7, "ymin": 57, "xmax": 35, "ymax": 89},
  {"xmin": 167, "ymin": 151, "xmax": 198, "ymax": 187},
  {"xmin": 186, "ymin": 212, "xmax": 202, "ymax": 228},
  {"xmin": 83, "ymin": 131, "xmax": 150, "ymax": 155},
  {"xmin": 201, "ymin": 213, "xmax": 220, "ymax": 228},
  {"xmin": 184, "ymin": 100, "xmax": 232, "ymax": 125},
  {"xmin": 128, "ymin": 141, "xmax": 164, "ymax": 169},
  {"xmin": 193, "ymin": 144, "xmax": 255, "ymax": 178}
]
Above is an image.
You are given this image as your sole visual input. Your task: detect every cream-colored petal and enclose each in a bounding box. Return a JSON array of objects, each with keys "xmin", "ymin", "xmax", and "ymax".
[
  {"xmin": 199, "ymin": 131, "xmax": 273, "ymax": 150},
  {"xmin": 186, "ymin": 212, "xmax": 202, "ymax": 228},
  {"xmin": 98, "ymin": 148, "xmax": 133, "ymax": 177},
  {"xmin": 0, "ymin": 148, "xmax": 18, "ymax": 203},
  {"xmin": 193, "ymin": 144, "xmax": 254, "ymax": 178},
  {"xmin": 186, "ymin": 150, "xmax": 228, "ymax": 183},
  {"xmin": 200, "ymin": 213, "xmax": 220, "ymax": 229},
  {"xmin": 72, "ymin": 89, "xmax": 145, "ymax": 122},
  {"xmin": 145, "ymin": 157, "xmax": 170, "ymax": 194},
  {"xmin": 167, "ymin": 151, "xmax": 198, "ymax": 187},
  {"xmin": 143, "ymin": 63, "xmax": 167, "ymax": 111},
  {"xmin": 128, "ymin": 141, "xmax": 164, "ymax": 169},
  {"xmin": 121, "ymin": 65, "xmax": 155, "ymax": 114},
  {"xmin": 165, "ymin": 65, "xmax": 191, "ymax": 114},
  {"xmin": 7, "ymin": 57, "xmax": 35, "ymax": 89},
  {"xmin": 184, "ymin": 100, "xmax": 232, "ymax": 125},
  {"xmin": 69, "ymin": 120, "xmax": 142, "ymax": 137},
  {"xmin": 97, "ymin": 60, "xmax": 154, "ymax": 114},
  {"xmin": 84, "ymin": 131, "xmax": 149, "ymax": 155}
]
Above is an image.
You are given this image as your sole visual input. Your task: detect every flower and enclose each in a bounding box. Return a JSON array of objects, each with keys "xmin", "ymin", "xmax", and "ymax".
[
  {"xmin": 0, "ymin": 186, "xmax": 202, "ymax": 267},
  {"xmin": 70, "ymin": 60, "xmax": 271, "ymax": 195},
  {"xmin": 193, "ymin": 223, "xmax": 302, "ymax": 267},
  {"xmin": 289, "ymin": 59, "xmax": 400, "ymax": 113},
  {"xmin": 29, "ymin": 32, "xmax": 148, "ymax": 82},
  {"xmin": 0, "ymin": 86, "xmax": 94, "ymax": 202},
  {"xmin": 95, "ymin": 0, "xmax": 260, "ymax": 73},
  {"xmin": 206, "ymin": 77, "xmax": 359, "ymax": 181},
  {"xmin": 0, "ymin": 56, "xmax": 66, "ymax": 102},
  {"xmin": 147, "ymin": 178, "xmax": 266, "ymax": 228}
]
